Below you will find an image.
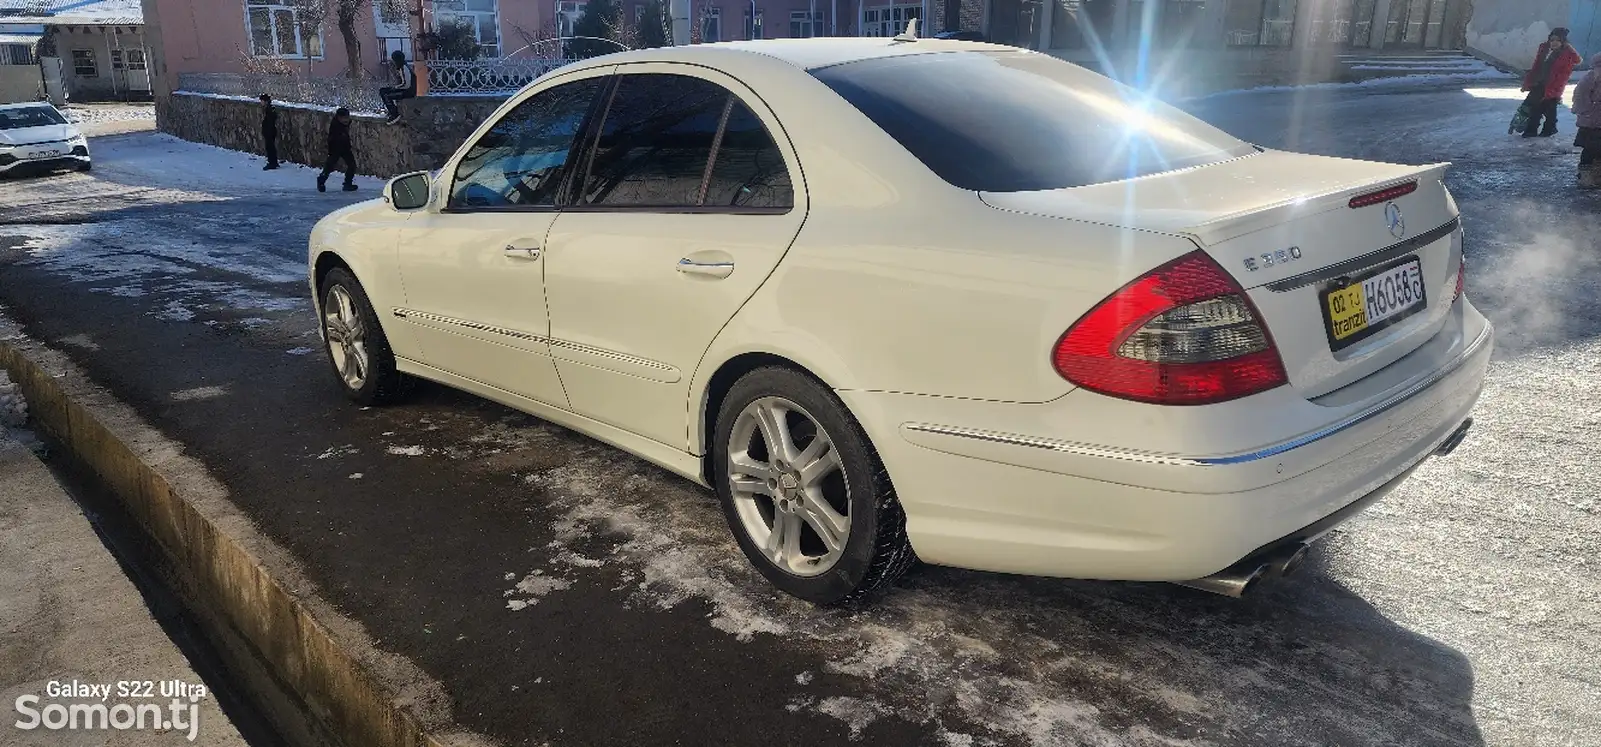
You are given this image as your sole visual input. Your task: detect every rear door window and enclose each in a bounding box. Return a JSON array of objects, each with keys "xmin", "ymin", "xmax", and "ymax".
[
  {"xmin": 578, "ymin": 72, "xmax": 795, "ymax": 210},
  {"xmin": 810, "ymin": 51, "xmax": 1257, "ymax": 192}
]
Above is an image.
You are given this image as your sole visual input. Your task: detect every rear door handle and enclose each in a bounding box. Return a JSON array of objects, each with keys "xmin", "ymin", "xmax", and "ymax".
[
  {"xmin": 677, "ymin": 257, "xmax": 734, "ymax": 279},
  {"xmin": 504, "ymin": 245, "xmax": 541, "ymax": 260}
]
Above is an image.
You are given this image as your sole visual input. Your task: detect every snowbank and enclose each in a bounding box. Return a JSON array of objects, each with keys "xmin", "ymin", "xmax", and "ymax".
[{"xmin": 0, "ymin": 370, "xmax": 26, "ymax": 428}]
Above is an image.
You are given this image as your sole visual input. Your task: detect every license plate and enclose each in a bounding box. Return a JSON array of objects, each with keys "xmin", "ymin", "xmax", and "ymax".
[
  {"xmin": 1322, "ymin": 257, "xmax": 1427, "ymax": 351},
  {"xmin": 26, "ymin": 149, "xmax": 61, "ymax": 160}
]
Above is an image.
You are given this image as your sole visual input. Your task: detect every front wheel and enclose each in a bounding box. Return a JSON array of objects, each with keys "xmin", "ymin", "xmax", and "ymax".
[
  {"xmin": 712, "ymin": 367, "xmax": 916, "ymax": 605},
  {"xmin": 320, "ymin": 268, "xmax": 410, "ymax": 406}
]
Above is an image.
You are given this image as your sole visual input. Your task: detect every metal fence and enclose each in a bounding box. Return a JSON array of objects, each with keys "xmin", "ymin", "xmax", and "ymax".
[
  {"xmin": 424, "ymin": 57, "xmax": 574, "ymax": 95},
  {"xmin": 175, "ymin": 72, "xmax": 387, "ymax": 115}
]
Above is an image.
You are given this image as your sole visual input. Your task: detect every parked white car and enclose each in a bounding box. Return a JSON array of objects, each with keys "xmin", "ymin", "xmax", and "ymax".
[
  {"xmin": 307, "ymin": 38, "xmax": 1491, "ymax": 604},
  {"xmin": 0, "ymin": 102, "xmax": 91, "ymax": 176}
]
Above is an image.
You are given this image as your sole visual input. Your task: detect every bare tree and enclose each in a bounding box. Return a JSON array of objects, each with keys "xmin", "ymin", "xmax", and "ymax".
[{"xmin": 283, "ymin": 0, "xmax": 333, "ymax": 75}]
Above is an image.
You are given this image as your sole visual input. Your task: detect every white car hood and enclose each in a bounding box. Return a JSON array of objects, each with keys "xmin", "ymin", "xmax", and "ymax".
[{"xmin": 0, "ymin": 123, "xmax": 79, "ymax": 147}]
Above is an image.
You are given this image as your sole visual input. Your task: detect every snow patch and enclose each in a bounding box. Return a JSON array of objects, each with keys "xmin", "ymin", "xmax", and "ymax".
[
  {"xmin": 386, "ymin": 445, "xmax": 428, "ymax": 457},
  {"xmin": 287, "ymin": 347, "xmax": 316, "ymax": 356},
  {"xmin": 170, "ymin": 385, "xmax": 228, "ymax": 402},
  {"xmin": 815, "ymin": 696, "xmax": 892, "ymax": 740},
  {"xmin": 0, "ymin": 371, "xmax": 27, "ymax": 428},
  {"xmin": 315, "ymin": 444, "xmax": 359, "ymax": 460},
  {"xmin": 503, "ymin": 569, "xmax": 573, "ymax": 610},
  {"xmin": 58, "ymin": 334, "xmax": 100, "ymax": 351}
]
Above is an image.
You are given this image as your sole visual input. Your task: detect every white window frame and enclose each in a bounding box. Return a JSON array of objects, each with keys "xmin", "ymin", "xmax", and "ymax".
[
  {"xmin": 434, "ymin": 0, "xmax": 502, "ymax": 57},
  {"xmin": 556, "ymin": 0, "xmax": 587, "ymax": 38},
  {"xmin": 244, "ymin": 0, "xmax": 325, "ymax": 60},
  {"xmin": 789, "ymin": 10, "xmax": 824, "ymax": 37}
]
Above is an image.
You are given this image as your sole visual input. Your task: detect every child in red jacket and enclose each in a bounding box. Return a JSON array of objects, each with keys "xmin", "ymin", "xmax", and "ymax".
[{"xmin": 1521, "ymin": 27, "xmax": 1583, "ymax": 138}]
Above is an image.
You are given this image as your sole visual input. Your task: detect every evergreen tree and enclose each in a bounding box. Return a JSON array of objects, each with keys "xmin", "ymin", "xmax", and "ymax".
[
  {"xmin": 570, "ymin": 0, "xmax": 622, "ymax": 58},
  {"xmin": 635, "ymin": 0, "xmax": 669, "ymax": 48}
]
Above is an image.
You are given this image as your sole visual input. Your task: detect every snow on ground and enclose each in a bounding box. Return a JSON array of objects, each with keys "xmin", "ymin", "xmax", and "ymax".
[
  {"xmin": 1194, "ymin": 67, "xmax": 1516, "ymax": 100},
  {"xmin": 63, "ymin": 103, "xmax": 156, "ymax": 125},
  {"xmin": 0, "ymin": 369, "xmax": 25, "ymax": 428}
]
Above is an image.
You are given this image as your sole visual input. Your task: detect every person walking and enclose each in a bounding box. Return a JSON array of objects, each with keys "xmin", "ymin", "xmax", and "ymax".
[
  {"xmin": 1573, "ymin": 53, "xmax": 1601, "ymax": 187},
  {"xmin": 259, "ymin": 94, "xmax": 280, "ymax": 170},
  {"xmin": 1520, "ymin": 28, "xmax": 1583, "ymax": 138},
  {"xmin": 317, "ymin": 108, "xmax": 359, "ymax": 193},
  {"xmin": 379, "ymin": 50, "xmax": 417, "ymax": 125}
]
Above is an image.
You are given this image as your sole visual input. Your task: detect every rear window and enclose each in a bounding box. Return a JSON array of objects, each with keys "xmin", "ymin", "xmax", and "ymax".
[{"xmin": 810, "ymin": 51, "xmax": 1256, "ymax": 192}]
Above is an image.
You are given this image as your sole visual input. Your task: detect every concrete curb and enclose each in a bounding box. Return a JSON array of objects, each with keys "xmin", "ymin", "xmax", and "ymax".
[{"xmin": 0, "ymin": 330, "xmax": 496, "ymax": 747}]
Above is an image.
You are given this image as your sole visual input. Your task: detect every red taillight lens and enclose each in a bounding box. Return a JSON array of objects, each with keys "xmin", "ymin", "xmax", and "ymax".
[
  {"xmin": 1052, "ymin": 251, "xmax": 1289, "ymax": 406},
  {"xmin": 1349, "ymin": 181, "xmax": 1418, "ymax": 208},
  {"xmin": 1453, "ymin": 254, "xmax": 1465, "ymax": 303}
]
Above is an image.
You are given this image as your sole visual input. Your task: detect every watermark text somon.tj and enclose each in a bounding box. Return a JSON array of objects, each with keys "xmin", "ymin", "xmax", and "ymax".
[{"xmin": 14, "ymin": 679, "xmax": 208, "ymax": 741}]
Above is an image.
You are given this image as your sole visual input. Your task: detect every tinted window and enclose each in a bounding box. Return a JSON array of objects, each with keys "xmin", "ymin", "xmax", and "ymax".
[
  {"xmin": 702, "ymin": 102, "xmax": 793, "ymax": 209},
  {"xmin": 810, "ymin": 51, "xmax": 1256, "ymax": 192},
  {"xmin": 449, "ymin": 77, "xmax": 603, "ymax": 209},
  {"xmin": 0, "ymin": 105, "xmax": 66, "ymax": 130},
  {"xmin": 580, "ymin": 74, "xmax": 727, "ymax": 207}
]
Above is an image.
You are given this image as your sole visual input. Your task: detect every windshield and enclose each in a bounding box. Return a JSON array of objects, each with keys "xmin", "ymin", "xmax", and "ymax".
[
  {"xmin": 0, "ymin": 105, "xmax": 67, "ymax": 131},
  {"xmin": 810, "ymin": 51, "xmax": 1257, "ymax": 192}
]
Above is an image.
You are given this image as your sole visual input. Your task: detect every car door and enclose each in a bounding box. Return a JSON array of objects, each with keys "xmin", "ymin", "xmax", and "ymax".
[
  {"xmin": 393, "ymin": 68, "xmax": 613, "ymax": 406},
  {"xmin": 542, "ymin": 65, "xmax": 807, "ymax": 448}
]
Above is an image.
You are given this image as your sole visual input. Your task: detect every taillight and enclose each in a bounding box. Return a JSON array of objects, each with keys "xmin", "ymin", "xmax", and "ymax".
[
  {"xmin": 1052, "ymin": 250, "xmax": 1289, "ymax": 406},
  {"xmin": 1453, "ymin": 254, "xmax": 1465, "ymax": 303}
]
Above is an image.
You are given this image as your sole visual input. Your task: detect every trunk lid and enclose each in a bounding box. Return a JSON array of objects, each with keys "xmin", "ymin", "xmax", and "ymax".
[{"xmin": 982, "ymin": 150, "xmax": 1461, "ymax": 399}]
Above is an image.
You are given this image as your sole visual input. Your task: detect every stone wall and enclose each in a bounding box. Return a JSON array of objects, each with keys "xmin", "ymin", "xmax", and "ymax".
[{"xmin": 159, "ymin": 92, "xmax": 509, "ymax": 179}]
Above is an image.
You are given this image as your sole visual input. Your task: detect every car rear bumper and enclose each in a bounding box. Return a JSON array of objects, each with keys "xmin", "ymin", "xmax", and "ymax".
[{"xmin": 840, "ymin": 300, "xmax": 1493, "ymax": 582}]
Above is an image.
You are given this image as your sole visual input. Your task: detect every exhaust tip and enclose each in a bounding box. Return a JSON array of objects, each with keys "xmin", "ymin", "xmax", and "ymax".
[
  {"xmin": 1435, "ymin": 417, "xmax": 1474, "ymax": 457},
  {"xmin": 1269, "ymin": 542, "xmax": 1311, "ymax": 578},
  {"xmin": 1175, "ymin": 563, "xmax": 1271, "ymax": 598}
]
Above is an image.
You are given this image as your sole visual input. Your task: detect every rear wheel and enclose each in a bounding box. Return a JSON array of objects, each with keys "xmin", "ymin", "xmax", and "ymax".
[
  {"xmin": 712, "ymin": 367, "xmax": 916, "ymax": 605},
  {"xmin": 320, "ymin": 268, "xmax": 410, "ymax": 406}
]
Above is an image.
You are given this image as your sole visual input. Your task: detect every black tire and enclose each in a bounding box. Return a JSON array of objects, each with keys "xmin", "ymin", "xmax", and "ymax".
[
  {"xmin": 319, "ymin": 267, "xmax": 411, "ymax": 406},
  {"xmin": 712, "ymin": 366, "xmax": 916, "ymax": 605},
  {"xmin": 78, "ymin": 162, "xmax": 91, "ymax": 172}
]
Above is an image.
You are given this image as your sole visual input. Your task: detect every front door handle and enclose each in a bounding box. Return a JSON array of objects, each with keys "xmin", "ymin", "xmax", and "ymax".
[
  {"xmin": 504, "ymin": 245, "xmax": 541, "ymax": 260},
  {"xmin": 677, "ymin": 257, "xmax": 734, "ymax": 279}
]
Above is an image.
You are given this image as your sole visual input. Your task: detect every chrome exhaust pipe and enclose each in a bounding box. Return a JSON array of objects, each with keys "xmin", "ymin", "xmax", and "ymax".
[
  {"xmin": 1175, "ymin": 562, "xmax": 1271, "ymax": 598},
  {"xmin": 1435, "ymin": 417, "xmax": 1473, "ymax": 457}
]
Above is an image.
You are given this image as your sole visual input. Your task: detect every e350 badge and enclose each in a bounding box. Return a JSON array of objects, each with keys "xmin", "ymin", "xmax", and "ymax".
[{"xmin": 1243, "ymin": 246, "xmax": 1302, "ymax": 272}]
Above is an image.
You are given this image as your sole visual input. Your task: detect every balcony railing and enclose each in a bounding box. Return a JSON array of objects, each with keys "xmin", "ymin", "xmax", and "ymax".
[
  {"xmin": 423, "ymin": 57, "xmax": 575, "ymax": 95},
  {"xmin": 175, "ymin": 72, "xmax": 386, "ymax": 115}
]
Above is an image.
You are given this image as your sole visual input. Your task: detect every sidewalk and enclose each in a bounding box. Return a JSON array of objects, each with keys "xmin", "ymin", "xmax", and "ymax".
[{"xmin": 0, "ymin": 428, "xmax": 246, "ymax": 746}]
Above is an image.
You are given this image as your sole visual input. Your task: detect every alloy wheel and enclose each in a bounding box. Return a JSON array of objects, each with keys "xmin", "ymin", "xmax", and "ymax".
[{"xmin": 726, "ymin": 396, "xmax": 851, "ymax": 577}]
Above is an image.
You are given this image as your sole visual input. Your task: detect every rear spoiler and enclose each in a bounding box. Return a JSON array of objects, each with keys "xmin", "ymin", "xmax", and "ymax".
[{"xmin": 1180, "ymin": 161, "xmax": 1451, "ymax": 247}]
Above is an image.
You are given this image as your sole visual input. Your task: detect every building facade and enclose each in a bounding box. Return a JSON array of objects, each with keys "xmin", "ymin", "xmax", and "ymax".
[
  {"xmin": 1466, "ymin": 0, "xmax": 1600, "ymax": 71},
  {"xmin": 0, "ymin": 0, "xmax": 150, "ymax": 103}
]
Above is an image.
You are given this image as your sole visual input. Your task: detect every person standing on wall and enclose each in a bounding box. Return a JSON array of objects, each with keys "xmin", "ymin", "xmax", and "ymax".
[
  {"xmin": 317, "ymin": 108, "xmax": 359, "ymax": 193},
  {"xmin": 380, "ymin": 50, "xmax": 417, "ymax": 125},
  {"xmin": 1521, "ymin": 28, "xmax": 1583, "ymax": 138},
  {"xmin": 260, "ymin": 94, "xmax": 280, "ymax": 170}
]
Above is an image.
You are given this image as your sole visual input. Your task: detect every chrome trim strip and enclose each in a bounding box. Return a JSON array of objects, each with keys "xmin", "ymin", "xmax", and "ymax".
[
  {"xmin": 552, "ymin": 338, "xmax": 677, "ymax": 372},
  {"xmin": 392, "ymin": 307, "xmax": 540, "ymax": 342},
  {"xmin": 905, "ymin": 321, "xmax": 1491, "ymax": 467},
  {"xmin": 392, "ymin": 307, "xmax": 675, "ymax": 372},
  {"xmin": 1265, "ymin": 217, "xmax": 1460, "ymax": 292}
]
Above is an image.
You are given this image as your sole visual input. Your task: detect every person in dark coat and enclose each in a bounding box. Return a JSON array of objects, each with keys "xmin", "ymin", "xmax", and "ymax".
[
  {"xmin": 380, "ymin": 50, "xmax": 417, "ymax": 125},
  {"xmin": 259, "ymin": 94, "xmax": 279, "ymax": 170},
  {"xmin": 1521, "ymin": 28, "xmax": 1584, "ymax": 138},
  {"xmin": 317, "ymin": 108, "xmax": 358, "ymax": 192}
]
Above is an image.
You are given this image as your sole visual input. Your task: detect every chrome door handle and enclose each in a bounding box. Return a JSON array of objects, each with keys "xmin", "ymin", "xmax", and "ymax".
[
  {"xmin": 677, "ymin": 258, "xmax": 734, "ymax": 278},
  {"xmin": 504, "ymin": 245, "xmax": 541, "ymax": 260}
]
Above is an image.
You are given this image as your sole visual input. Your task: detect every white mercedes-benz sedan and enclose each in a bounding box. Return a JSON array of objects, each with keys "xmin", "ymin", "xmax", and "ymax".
[{"xmin": 307, "ymin": 37, "xmax": 1492, "ymax": 604}]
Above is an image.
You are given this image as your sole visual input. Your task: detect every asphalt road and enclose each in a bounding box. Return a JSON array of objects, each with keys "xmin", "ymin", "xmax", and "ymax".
[{"xmin": 1, "ymin": 84, "xmax": 1596, "ymax": 747}]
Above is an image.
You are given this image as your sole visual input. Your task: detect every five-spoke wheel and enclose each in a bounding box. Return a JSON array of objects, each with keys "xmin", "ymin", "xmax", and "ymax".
[
  {"xmin": 319, "ymin": 267, "xmax": 410, "ymax": 406},
  {"xmin": 713, "ymin": 367, "xmax": 915, "ymax": 604}
]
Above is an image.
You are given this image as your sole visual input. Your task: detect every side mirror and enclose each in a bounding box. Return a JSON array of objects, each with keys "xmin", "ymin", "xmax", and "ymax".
[{"xmin": 385, "ymin": 171, "xmax": 431, "ymax": 211}]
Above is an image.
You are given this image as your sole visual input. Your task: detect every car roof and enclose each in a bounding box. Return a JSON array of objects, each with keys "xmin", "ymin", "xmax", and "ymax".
[{"xmin": 574, "ymin": 37, "xmax": 1016, "ymax": 73}]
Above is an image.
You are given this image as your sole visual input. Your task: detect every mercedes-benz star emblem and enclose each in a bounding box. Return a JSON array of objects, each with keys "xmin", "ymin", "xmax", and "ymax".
[{"xmin": 1384, "ymin": 202, "xmax": 1406, "ymax": 239}]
